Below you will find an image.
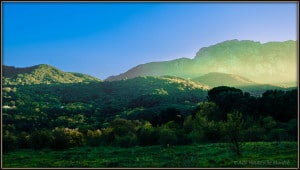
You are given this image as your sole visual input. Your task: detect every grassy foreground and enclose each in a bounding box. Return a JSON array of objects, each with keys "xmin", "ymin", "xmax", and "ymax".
[{"xmin": 2, "ymin": 141, "xmax": 298, "ymax": 168}]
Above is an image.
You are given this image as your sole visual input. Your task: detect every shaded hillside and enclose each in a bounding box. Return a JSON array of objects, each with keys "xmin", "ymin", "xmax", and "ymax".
[
  {"xmin": 192, "ymin": 72, "xmax": 256, "ymax": 88},
  {"xmin": 106, "ymin": 58, "xmax": 193, "ymax": 81},
  {"xmin": 106, "ymin": 40, "xmax": 297, "ymax": 84},
  {"xmin": 238, "ymin": 84, "xmax": 296, "ymax": 97},
  {"xmin": 2, "ymin": 64, "xmax": 101, "ymax": 85}
]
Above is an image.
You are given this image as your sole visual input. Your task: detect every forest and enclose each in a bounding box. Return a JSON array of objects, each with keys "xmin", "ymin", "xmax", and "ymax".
[{"xmin": 2, "ymin": 78, "xmax": 297, "ymax": 156}]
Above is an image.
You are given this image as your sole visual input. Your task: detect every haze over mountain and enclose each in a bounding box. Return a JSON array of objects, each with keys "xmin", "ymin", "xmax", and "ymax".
[
  {"xmin": 2, "ymin": 64, "xmax": 101, "ymax": 85},
  {"xmin": 191, "ymin": 72, "xmax": 256, "ymax": 88},
  {"xmin": 106, "ymin": 40, "xmax": 297, "ymax": 85}
]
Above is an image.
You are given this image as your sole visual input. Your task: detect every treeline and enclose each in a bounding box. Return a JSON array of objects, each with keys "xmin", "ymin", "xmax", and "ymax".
[{"xmin": 3, "ymin": 86, "xmax": 297, "ymax": 153}]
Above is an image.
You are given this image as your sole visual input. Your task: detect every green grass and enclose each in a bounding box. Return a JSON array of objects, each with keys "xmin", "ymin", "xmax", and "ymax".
[{"xmin": 2, "ymin": 141, "xmax": 298, "ymax": 168}]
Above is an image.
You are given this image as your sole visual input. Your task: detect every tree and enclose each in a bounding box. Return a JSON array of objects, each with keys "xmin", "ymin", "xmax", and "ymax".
[
  {"xmin": 193, "ymin": 102, "xmax": 219, "ymax": 121},
  {"xmin": 221, "ymin": 111, "xmax": 245, "ymax": 155},
  {"xmin": 153, "ymin": 107, "xmax": 184, "ymax": 126},
  {"xmin": 208, "ymin": 86, "xmax": 244, "ymax": 120},
  {"xmin": 208, "ymin": 86, "xmax": 243, "ymax": 102},
  {"xmin": 261, "ymin": 89, "xmax": 297, "ymax": 122}
]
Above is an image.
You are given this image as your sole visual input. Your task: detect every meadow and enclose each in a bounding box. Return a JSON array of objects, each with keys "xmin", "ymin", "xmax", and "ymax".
[{"xmin": 3, "ymin": 141, "xmax": 297, "ymax": 168}]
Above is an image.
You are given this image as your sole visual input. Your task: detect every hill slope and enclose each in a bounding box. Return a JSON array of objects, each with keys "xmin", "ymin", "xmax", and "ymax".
[
  {"xmin": 2, "ymin": 64, "xmax": 101, "ymax": 85},
  {"xmin": 106, "ymin": 40, "xmax": 297, "ymax": 84},
  {"xmin": 191, "ymin": 72, "xmax": 256, "ymax": 88}
]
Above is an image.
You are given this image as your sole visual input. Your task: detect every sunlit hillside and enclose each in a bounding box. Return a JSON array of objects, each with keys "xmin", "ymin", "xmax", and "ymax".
[
  {"xmin": 2, "ymin": 64, "xmax": 101, "ymax": 85},
  {"xmin": 192, "ymin": 72, "xmax": 256, "ymax": 88},
  {"xmin": 106, "ymin": 40, "xmax": 297, "ymax": 85}
]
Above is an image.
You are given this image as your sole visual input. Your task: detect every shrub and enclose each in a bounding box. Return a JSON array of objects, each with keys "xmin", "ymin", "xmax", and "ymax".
[
  {"xmin": 51, "ymin": 127, "xmax": 85, "ymax": 150},
  {"xmin": 86, "ymin": 129, "xmax": 102, "ymax": 146},
  {"xmin": 183, "ymin": 115, "xmax": 194, "ymax": 133},
  {"xmin": 3, "ymin": 131, "xmax": 18, "ymax": 153},
  {"xmin": 64, "ymin": 128, "xmax": 85, "ymax": 147},
  {"xmin": 51, "ymin": 127, "xmax": 70, "ymax": 150},
  {"xmin": 241, "ymin": 126, "xmax": 266, "ymax": 142},
  {"xmin": 158, "ymin": 127, "xmax": 177, "ymax": 146},
  {"xmin": 101, "ymin": 127, "xmax": 114, "ymax": 145},
  {"xmin": 138, "ymin": 123, "xmax": 159, "ymax": 146},
  {"xmin": 17, "ymin": 132, "xmax": 31, "ymax": 148},
  {"xmin": 30, "ymin": 129, "xmax": 53, "ymax": 150},
  {"xmin": 114, "ymin": 133, "xmax": 138, "ymax": 147},
  {"xmin": 187, "ymin": 130, "xmax": 205, "ymax": 144},
  {"xmin": 268, "ymin": 128, "xmax": 289, "ymax": 141}
]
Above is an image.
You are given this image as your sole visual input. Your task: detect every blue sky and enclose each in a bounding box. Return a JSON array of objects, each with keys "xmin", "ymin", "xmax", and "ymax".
[{"xmin": 2, "ymin": 2, "xmax": 297, "ymax": 79}]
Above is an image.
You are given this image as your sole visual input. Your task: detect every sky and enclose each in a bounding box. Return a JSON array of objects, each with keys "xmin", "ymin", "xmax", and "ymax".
[{"xmin": 2, "ymin": 2, "xmax": 298, "ymax": 79}]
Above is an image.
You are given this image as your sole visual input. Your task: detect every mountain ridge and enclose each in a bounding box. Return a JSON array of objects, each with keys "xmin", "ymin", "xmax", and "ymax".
[{"xmin": 105, "ymin": 39, "xmax": 297, "ymax": 84}]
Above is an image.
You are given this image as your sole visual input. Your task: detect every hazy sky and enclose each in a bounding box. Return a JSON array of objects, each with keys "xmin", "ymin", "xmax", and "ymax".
[{"xmin": 2, "ymin": 2, "xmax": 297, "ymax": 79}]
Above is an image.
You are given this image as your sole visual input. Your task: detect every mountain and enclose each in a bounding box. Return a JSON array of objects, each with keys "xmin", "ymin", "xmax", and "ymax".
[
  {"xmin": 2, "ymin": 64, "xmax": 101, "ymax": 85},
  {"xmin": 191, "ymin": 72, "xmax": 256, "ymax": 88},
  {"xmin": 106, "ymin": 40, "xmax": 297, "ymax": 85}
]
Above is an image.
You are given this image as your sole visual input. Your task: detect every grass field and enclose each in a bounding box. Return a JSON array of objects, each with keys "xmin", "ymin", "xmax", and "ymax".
[{"xmin": 2, "ymin": 141, "xmax": 298, "ymax": 168}]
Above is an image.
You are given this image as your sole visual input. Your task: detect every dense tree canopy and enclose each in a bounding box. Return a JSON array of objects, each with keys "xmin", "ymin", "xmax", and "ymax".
[{"xmin": 2, "ymin": 80, "xmax": 297, "ymax": 152}]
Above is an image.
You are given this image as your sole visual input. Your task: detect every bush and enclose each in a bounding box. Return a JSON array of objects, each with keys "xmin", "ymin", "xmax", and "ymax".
[
  {"xmin": 138, "ymin": 123, "xmax": 159, "ymax": 146},
  {"xmin": 51, "ymin": 127, "xmax": 70, "ymax": 150},
  {"xmin": 30, "ymin": 129, "xmax": 53, "ymax": 150},
  {"xmin": 86, "ymin": 129, "xmax": 102, "ymax": 146},
  {"xmin": 203, "ymin": 121, "xmax": 221, "ymax": 142},
  {"xmin": 3, "ymin": 131, "xmax": 18, "ymax": 153},
  {"xmin": 64, "ymin": 128, "xmax": 85, "ymax": 147},
  {"xmin": 183, "ymin": 115, "xmax": 194, "ymax": 133},
  {"xmin": 262, "ymin": 116, "xmax": 277, "ymax": 130},
  {"xmin": 241, "ymin": 126, "xmax": 266, "ymax": 142},
  {"xmin": 187, "ymin": 130, "xmax": 205, "ymax": 144},
  {"xmin": 268, "ymin": 128, "xmax": 289, "ymax": 141},
  {"xmin": 110, "ymin": 118, "xmax": 136, "ymax": 136},
  {"xmin": 286, "ymin": 118, "xmax": 297, "ymax": 141},
  {"xmin": 158, "ymin": 127, "xmax": 177, "ymax": 146},
  {"xmin": 51, "ymin": 127, "xmax": 85, "ymax": 150},
  {"xmin": 17, "ymin": 132, "xmax": 31, "ymax": 148},
  {"xmin": 114, "ymin": 133, "xmax": 138, "ymax": 147},
  {"xmin": 101, "ymin": 127, "xmax": 114, "ymax": 145}
]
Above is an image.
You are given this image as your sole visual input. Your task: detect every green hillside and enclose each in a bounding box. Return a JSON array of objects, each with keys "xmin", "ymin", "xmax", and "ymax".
[
  {"xmin": 2, "ymin": 64, "xmax": 101, "ymax": 85},
  {"xmin": 2, "ymin": 75, "xmax": 208, "ymax": 127},
  {"xmin": 192, "ymin": 72, "xmax": 256, "ymax": 88}
]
